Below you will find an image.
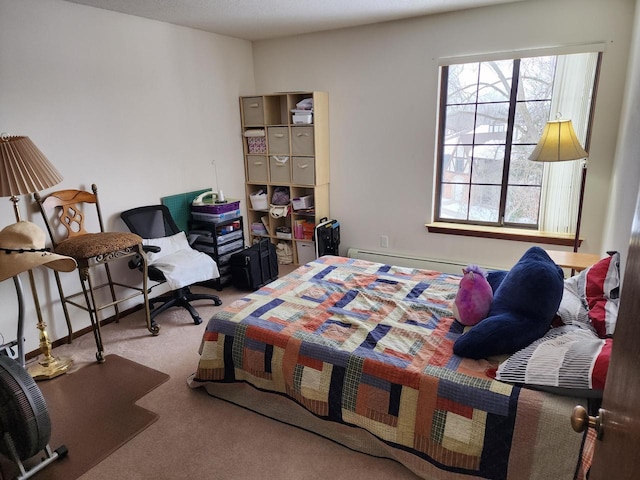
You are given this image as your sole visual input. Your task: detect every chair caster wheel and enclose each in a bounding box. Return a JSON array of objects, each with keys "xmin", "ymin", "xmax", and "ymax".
[
  {"xmin": 193, "ymin": 317, "xmax": 203, "ymax": 325},
  {"xmin": 150, "ymin": 324, "xmax": 160, "ymax": 336},
  {"xmin": 96, "ymin": 351, "xmax": 105, "ymax": 363},
  {"xmin": 214, "ymin": 299, "xmax": 222, "ymax": 306}
]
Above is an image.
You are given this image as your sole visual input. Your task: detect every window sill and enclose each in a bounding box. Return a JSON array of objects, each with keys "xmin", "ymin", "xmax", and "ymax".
[{"xmin": 426, "ymin": 222, "xmax": 581, "ymax": 247}]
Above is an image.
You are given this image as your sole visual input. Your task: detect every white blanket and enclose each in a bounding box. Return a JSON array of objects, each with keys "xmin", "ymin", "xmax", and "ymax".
[{"xmin": 143, "ymin": 232, "xmax": 219, "ymax": 290}]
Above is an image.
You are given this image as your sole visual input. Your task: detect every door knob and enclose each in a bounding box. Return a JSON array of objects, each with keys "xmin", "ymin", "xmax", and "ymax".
[{"xmin": 571, "ymin": 405, "xmax": 604, "ymax": 439}]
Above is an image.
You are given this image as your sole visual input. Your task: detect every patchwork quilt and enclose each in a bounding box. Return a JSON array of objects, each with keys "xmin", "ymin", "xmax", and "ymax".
[{"xmin": 192, "ymin": 256, "xmax": 590, "ymax": 480}]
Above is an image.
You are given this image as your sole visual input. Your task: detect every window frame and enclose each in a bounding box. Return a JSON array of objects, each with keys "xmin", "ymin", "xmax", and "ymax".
[{"xmin": 432, "ymin": 46, "xmax": 603, "ymax": 236}]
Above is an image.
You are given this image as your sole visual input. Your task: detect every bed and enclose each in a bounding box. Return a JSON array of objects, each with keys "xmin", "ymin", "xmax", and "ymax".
[{"xmin": 188, "ymin": 255, "xmax": 601, "ymax": 480}]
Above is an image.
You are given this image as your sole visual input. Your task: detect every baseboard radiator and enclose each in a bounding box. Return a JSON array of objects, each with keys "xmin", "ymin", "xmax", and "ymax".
[{"xmin": 346, "ymin": 248, "xmax": 471, "ymax": 275}]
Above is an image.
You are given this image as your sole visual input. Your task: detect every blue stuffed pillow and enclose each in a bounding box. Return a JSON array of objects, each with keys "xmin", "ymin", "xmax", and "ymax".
[
  {"xmin": 486, "ymin": 270, "xmax": 508, "ymax": 293},
  {"xmin": 453, "ymin": 246, "xmax": 564, "ymax": 359}
]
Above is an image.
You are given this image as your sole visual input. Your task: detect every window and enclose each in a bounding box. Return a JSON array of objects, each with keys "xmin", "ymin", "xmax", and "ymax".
[{"xmin": 434, "ymin": 49, "xmax": 601, "ymax": 234}]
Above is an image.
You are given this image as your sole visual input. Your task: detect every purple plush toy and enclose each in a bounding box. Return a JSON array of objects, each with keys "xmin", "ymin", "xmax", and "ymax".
[{"xmin": 452, "ymin": 265, "xmax": 493, "ymax": 326}]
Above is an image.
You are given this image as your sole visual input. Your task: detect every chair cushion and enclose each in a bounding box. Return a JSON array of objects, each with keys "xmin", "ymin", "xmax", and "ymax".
[{"xmin": 55, "ymin": 232, "xmax": 142, "ymax": 260}]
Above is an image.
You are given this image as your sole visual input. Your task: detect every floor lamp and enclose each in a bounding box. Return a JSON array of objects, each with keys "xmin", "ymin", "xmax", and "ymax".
[
  {"xmin": 529, "ymin": 119, "xmax": 589, "ymax": 253},
  {"xmin": 0, "ymin": 134, "xmax": 73, "ymax": 379}
]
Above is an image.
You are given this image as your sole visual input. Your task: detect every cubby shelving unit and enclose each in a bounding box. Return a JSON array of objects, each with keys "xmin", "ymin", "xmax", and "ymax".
[{"xmin": 240, "ymin": 91, "xmax": 329, "ymax": 265}]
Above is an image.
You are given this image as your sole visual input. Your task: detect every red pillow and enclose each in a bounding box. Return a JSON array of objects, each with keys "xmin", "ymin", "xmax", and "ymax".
[
  {"xmin": 584, "ymin": 252, "xmax": 620, "ymax": 338},
  {"xmin": 592, "ymin": 338, "xmax": 613, "ymax": 390}
]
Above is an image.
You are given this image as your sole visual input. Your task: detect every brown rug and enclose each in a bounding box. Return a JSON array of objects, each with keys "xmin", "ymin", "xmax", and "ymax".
[{"xmin": 1, "ymin": 354, "xmax": 169, "ymax": 480}]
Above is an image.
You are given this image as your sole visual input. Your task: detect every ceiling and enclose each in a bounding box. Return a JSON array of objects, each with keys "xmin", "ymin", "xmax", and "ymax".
[{"xmin": 62, "ymin": 0, "xmax": 528, "ymax": 41}]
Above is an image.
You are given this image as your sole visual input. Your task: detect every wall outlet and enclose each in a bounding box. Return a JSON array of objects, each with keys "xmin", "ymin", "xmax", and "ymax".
[{"xmin": 380, "ymin": 235, "xmax": 389, "ymax": 248}]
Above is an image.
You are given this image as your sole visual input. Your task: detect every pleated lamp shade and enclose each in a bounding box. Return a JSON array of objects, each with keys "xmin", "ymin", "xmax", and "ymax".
[
  {"xmin": 0, "ymin": 136, "xmax": 63, "ymax": 196},
  {"xmin": 529, "ymin": 119, "xmax": 589, "ymax": 162}
]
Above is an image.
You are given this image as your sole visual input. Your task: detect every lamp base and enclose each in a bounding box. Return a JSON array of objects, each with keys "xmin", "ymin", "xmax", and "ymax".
[{"xmin": 28, "ymin": 355, "xmax": 73, "ymax": 381}]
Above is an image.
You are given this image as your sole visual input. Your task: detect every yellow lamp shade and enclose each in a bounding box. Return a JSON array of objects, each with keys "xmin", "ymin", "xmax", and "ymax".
[{"xmin": 529, "ymin": 119, "xmax": 588, "ymax": 162}]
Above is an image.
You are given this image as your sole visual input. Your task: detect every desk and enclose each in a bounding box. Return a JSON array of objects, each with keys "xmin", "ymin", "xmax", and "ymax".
[{"xmin": 545, "ymin": 250, "xmax": 601, "ymax": 272}]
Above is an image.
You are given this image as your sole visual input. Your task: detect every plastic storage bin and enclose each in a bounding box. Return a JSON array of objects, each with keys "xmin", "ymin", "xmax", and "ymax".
[
  {"xmin": 250, "ymin": 191, "xmax": 268, "ymax": 210},
  {"xmin": 292, "ymin": 195, "xmax": 313, "ymax": 210},
  {"xmin": 296, "ymin": 241, "xmax": 316, "ymax": 265},
  {"xmin": 276, "ymin": 226, "xmax": 292, "ymax": 239},
  {"xmin": 192, "ymin": 200, "xmax": 240, "ymax": 214},
  {"xmin": 217, "ymin": 230, "xmax": 243, "ymax": 245},
  {"xmin": 251, "ymin": 222, "xmax": 268, "ymax": 236},
  {"xmin": 293, "ymin": 113, "xmax": 312, "ymax": 124},
  {"xmin": 197, "ymin": 238, "xmax": 244, "ymax": 255},
  {"xmin": 191, "ymin": 209, "xmax": 241, "ymax": 223}
]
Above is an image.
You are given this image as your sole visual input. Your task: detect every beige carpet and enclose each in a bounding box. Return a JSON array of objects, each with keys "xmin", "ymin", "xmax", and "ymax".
[{"xmin": 14, "ymin": 271, "xmax": 419, "ymax": 480}]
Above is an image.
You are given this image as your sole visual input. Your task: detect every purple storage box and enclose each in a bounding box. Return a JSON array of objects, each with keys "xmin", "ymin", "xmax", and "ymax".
[{"xmin": 192, "ymin": 200, "xmax": 240, "ymax": 214}]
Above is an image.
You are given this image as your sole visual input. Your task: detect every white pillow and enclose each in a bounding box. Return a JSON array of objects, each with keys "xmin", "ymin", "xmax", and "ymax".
[
  {"xmin": 142, "ymin": 231, "xmax": 191, "ymax": 265},
  {"xmin": 556, "ymin": 278, "xmax": 591, "ymax": 330}
]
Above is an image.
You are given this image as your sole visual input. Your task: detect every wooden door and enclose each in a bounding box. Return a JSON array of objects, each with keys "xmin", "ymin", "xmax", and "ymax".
[{"xmin": 589, "ymin": 199, "xmax": 640, "ymax": 478}]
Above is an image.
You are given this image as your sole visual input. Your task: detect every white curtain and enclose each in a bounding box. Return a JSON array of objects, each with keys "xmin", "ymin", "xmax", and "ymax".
[{"xmin": 539, "ymin": 52, "xmax": 599, "ymax": 234}]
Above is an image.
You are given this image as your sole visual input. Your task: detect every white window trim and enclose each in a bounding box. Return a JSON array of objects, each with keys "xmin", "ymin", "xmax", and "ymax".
[{"xmin": 437, "ymin": 42, "xmax": 606, "ymax": 67}]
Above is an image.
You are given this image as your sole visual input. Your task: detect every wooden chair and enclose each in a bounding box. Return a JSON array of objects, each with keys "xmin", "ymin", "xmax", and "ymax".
[{"xmin": 34, "ymin": 184, "xmax": 154, "ymax": 362}]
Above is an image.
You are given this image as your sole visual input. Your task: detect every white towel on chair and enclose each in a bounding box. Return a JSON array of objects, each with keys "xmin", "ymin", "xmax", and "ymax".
[{"xmin": 143, "ymin": 232, "xmax": 220, "ymax": 290}]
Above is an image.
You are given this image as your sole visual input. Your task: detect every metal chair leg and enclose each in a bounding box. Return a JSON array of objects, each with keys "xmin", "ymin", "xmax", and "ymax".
[
  {"xmin": 102, "ymin": 262, "xmax": 120, "ymax": 323},
  {"xmin": 137, "ymin": 244, "xmax": 157, "ymax": 335},
  {"xmin": 80, "ymin": 269, "xmax": 105, "ymax": 363}
]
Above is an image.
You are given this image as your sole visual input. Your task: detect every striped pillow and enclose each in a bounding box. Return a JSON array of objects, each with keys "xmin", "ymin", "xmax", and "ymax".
[
  {"xmin": 557, "ymin": 252, "xmax": 620, "ymax": 338},
  {"xmin": 495, "ymin": 325, "xmax": 612, "ymax": 394}
]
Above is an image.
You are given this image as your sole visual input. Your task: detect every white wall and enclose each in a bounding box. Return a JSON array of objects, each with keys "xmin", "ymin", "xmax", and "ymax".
[
  {"xmin": 0, "ymin": 0, "xmax": 255, "ymax": 353},
  {"xmin": 252, "ymin": 0, "xmax": 635, "ymax": 269},
  {"xmin": 603, "ymin": 1, "xmax": 640, "ymax": 281}
]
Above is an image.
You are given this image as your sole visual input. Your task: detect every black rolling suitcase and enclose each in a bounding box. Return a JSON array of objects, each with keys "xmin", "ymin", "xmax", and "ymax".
[
  {"xmin": 230, "ymin": 239, "xmax": 278, "ymax": 290},
  {"xmin": 315, "ymin": 217, "xmax": 340, "ymax": 257}
]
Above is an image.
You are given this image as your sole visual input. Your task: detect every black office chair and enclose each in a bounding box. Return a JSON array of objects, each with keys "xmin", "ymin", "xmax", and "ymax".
[{"xmin": 120, "ymin": 205, "xmax": 222, "ymax": 327}]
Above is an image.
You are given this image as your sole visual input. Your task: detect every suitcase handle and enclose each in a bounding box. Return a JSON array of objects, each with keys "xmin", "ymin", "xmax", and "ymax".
[{"xmin": 257, "ymin": 238, "xmax": 275, "ymax": 284}]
